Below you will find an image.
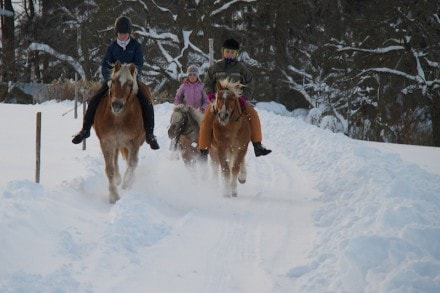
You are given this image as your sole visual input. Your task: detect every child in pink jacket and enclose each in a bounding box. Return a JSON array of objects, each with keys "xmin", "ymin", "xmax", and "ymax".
[{"xmin": 174, "ymin": 65, "xmax": 209, "ymax": 113}]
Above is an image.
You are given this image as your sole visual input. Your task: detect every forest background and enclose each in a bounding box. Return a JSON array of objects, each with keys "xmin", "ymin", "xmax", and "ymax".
[{"xmin": 0, "ymin": 0, "xmax": 439, "ymax": 146}]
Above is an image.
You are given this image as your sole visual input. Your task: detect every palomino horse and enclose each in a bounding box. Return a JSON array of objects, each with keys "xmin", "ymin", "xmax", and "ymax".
[
  {"xmin": 93, "ymin": 61, "xmax": 152, "ymax": 203},
  {"xmin": 168, "ymin": 104, "xmax": 203, "ymax": 166},
  {"xmin": 210, "ymin": 79, "xmax": 251, "ymax": 197}
]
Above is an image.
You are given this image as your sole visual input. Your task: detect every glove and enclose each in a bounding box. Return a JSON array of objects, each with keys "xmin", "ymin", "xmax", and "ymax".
[
  {"xmin": 200, "ymin": 149, "xmax": 209, "ymax": 161},
  {"xmin": 238, "ymin": 96, "xmax": 247, "ymax": 108},
  {"xmin": 207, "ymin": 92, "xmax": 215, "ymax": 102}
]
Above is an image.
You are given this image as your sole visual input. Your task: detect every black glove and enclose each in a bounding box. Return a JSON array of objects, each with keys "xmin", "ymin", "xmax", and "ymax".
[{"xmin": 200, "ymin": 149, "xmax": 209, "ymax": 161}]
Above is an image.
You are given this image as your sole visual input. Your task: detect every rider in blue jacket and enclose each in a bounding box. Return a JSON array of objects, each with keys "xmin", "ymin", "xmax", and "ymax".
[{"xmin": 72, "ymin": 16, "xmax": 159, "ymax": 150}]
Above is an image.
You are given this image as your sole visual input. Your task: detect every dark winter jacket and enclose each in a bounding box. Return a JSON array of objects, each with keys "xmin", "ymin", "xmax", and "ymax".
[
  {"xmin": 203, "ymin": 59, "xmax": 254, "ymax": 98},
  {"xmin": 101, "ymin": 38, "xmax": 143, "ymax": 81}
]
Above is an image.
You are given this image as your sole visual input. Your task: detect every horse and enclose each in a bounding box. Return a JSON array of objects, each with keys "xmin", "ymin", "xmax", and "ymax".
[
  {"xmin": 93, "ymin": 61, "xmax": 153, "ymax": 203},
  {"xmin": 167, "ymin": 104, "xmax": 203, "ymax": 166},
  {"xmin": 210, "ymin": 78, "xmax": 251, "ymax": 197}
]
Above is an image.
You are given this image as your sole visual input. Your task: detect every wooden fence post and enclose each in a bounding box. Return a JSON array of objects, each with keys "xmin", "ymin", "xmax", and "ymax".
[
  {"xmin": 35, "ymin": 112, "xmax": 41, "ymax": 183},
  {"xmin": 209, "ymin": 38, "xmax": 214, "ymax": 66},
  {"xmin": 74, "ymin": 73, "xmax": 78, "ymax": 119},
  {"xmin": 82, "ymin": 100, "xmax": 87, "ymax": 150}
]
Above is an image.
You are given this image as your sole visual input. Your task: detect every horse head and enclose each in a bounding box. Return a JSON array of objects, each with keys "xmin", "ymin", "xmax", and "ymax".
[
  {"xmin": 168, "ymin": 104, "xmax": 189, "ymax": 139},
  {"xmin": 213, "ymin": 78, "xmax": 243, "ymax": 125},
  {"xmin": 168, "ymin": 104, "xmax": 202, "ymax": 140},
  {"xmin": 108, "ymin": 61, "xmax": 139, "ymax": 115}
]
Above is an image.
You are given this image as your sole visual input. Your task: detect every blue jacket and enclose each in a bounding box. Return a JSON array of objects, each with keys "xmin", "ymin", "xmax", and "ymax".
[{"xmin": 101, "ymin": 38, "xmax": 144, "ymax": 81}]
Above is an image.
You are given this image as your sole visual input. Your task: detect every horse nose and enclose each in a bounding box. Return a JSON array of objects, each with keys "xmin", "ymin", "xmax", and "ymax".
[
  {"xmin": 111, "ymin": 101, "xmax": 124, "ymax": 114},
  {"xmin": 167, "ymin": 125, "xmax": 176, "ymax": 138},
  {"xmin": 218, "ymin": 111, "xmax": 229, "ymax": 123}
]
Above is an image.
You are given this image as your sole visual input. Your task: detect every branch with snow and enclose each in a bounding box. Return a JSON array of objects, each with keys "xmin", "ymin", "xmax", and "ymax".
[
  {"xmin": 336, "ymin": 45, "xmax": 405, "ymax": 54},
  {"xmin": 210, "ymin": 0, "xmax": 258, "ymax": 16},
  {"xmin": 28, "ymin": 42, "xmax": 86, "ymax": 81}
]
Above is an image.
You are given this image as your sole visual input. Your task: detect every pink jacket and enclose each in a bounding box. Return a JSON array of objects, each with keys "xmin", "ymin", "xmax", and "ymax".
[{"xmin": 174, "ymin": 79, "xmax": 209, "ymax": 112}]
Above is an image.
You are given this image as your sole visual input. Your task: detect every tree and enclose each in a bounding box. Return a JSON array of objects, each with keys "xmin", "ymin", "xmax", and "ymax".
[
  {"xmin": 2, "ymin": 0, "xmax": 440, "ymax": 146},
  {"xmin": 1, "ymin": 0, "xmax": 15, "ymax": 82}
]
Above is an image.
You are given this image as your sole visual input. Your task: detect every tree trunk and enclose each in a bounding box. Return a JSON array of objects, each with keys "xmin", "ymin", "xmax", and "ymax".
[
  {"xmin": 431, "ymin": 92, "xmax": 440, "ymax": 147},
  {"xmin": 1, "ymin": 0, "xmax": 16, "ymax": 82}
]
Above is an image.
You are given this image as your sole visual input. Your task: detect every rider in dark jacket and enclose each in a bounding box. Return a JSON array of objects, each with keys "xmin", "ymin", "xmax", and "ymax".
[
  {"xmin": 198, "ymin": 38, "xmax": 271, "ymax": 158},
  {"xmin": 72, "ymin": 16, "xmax": 159, "ymax": 150}
]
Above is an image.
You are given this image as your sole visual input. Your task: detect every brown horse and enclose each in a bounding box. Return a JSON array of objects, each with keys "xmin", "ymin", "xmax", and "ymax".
[
  {"xmin": 93, "ymin": 61, "xmax": 152, "ymax": 203},
  {"xmin": 168, "ymin": 104, "xmax": 203, "ymax": 166},
  {"xmin": 210, "ymin": 78, "xmax": 251, "ymax": 197}
]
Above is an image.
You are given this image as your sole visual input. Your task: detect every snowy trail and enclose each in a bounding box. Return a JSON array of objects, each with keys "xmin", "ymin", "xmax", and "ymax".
[
  {"xmin": 2, "ymin": 101, "xmax": 440, "ymax": 292},
  {"xmin": 0, "ymin": 102, "xmax": 319, "ymax": 292}
]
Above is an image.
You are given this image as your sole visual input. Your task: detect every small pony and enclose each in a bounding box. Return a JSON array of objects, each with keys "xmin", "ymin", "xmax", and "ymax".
[
  {"xmin": 93, "ymin": 61, "xmax": 152, "ymax": 203},
  {"xmin": 168, "ymin": 104, "xmax": 203, "ymax": 166},
  {"xmin": 210, "ymin": 78, "xmax": 251, "ymax": 197}
]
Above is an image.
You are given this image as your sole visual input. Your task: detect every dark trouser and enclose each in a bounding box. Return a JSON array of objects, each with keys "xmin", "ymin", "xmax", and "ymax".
[
  {"xmin": 137, "ymin": 84, "xmax": 155, "ymax": 134},
  {"xmin": 82, "ymin": 81, "xmax": 154, "ymax": 134}
]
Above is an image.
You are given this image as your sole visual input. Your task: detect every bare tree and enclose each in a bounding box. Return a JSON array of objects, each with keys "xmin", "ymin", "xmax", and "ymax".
[{"xmin": 1, "ymin": 0, "xmax": 15, "ymax": 82}]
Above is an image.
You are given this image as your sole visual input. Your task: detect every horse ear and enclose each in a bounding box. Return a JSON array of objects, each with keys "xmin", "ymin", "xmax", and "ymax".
[
  {"xmin": 128, "ymin": 63, "xmax": 137, "ymax": 76},
  {"xmin": 114, "ymin": 60, "xmax": 121, "ymax": 71},
  {"xmin": 216, "ymin": 80, "xmax": 222, "ymax": 93}
]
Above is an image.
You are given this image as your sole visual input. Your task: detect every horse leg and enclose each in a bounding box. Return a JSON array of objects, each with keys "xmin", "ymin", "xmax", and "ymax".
[
  {"xmin": 238, "ymin": 159, "xmax": 247, "ymax": 184},
  {"xmin": 230, "ymin": 162, "xmax": 241, "ymax": 197},
  {"xmin": 114, "ymin": 149, "xmax": 121, "ymax": 186},
  {"xmin": 102, "ymin": 146, "xmax": 120, "ymax": 203},
  {"xmin": 122, "ymin": 145, "xmax": 139, "ymax": 190},
  {"xmin": 231, "ymin": 152, "xmax": 247, "ymax": 197},
  {"xmin": 219, "ymin": 159, "xmax": 232, "ymax": 197}
]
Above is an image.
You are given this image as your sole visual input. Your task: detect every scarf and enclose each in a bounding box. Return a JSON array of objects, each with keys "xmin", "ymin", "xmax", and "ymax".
[{"xmin": 117, "ymin": 38, "xmax": 130, "ymax": 51}]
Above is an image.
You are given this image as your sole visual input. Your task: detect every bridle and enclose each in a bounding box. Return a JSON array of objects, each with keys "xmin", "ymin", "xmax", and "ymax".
[{"xmin": 213, "ymin": 89, "xmax": 242, "ymax": 122}]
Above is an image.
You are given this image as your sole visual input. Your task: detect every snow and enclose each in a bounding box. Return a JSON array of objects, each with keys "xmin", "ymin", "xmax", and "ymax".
[{"xmin": 1, "ymin": 101, "xmax": 439, "ymax": 292}]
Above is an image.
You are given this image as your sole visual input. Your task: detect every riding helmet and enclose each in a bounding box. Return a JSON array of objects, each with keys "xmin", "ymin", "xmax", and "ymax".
[
  {"xmin": 115, "ymin": 16, "xmax": 132, "ymax": 34},
  {"xmin": 222, "ymin": 38, "xmax": 240, "ymax": 50}
]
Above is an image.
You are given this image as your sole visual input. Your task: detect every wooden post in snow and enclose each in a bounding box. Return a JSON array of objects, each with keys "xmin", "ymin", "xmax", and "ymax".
[
  {"xmin": 209, "ymin": 38, "xmax": 214, "ymax": 66},
  {"xmin": 35, "ymin": 112, "xmax": 41, "ymax": 183},
  {"xmin": 82, "ymin": 100, "xmax": 87, "ymax": 151},
  {"xmin": 74, "ymin": 73, "xmax": 78, "ymax": 119}
]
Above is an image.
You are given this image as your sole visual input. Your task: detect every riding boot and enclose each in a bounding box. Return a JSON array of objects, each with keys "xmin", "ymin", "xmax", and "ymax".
[
  {"xmin": 252, "ymin": 142, "xmax": 272, "ymax": 157},
  {"xmin": 72, "ymin": 83, "xmax": 109, "ymax": 144},
  {"xmin": 137, "ymin": 89, "xmax": 160, "ymax": 150},
  {"xmin": 245, "ymin": 104, "xmax": 272, "ymax": 157}
]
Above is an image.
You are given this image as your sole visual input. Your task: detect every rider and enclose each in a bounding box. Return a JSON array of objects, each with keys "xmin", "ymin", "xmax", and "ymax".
[
  {"xmin": 198, "ymin": 38, "xmax": 271, "ymax": 158},
  {"xmin": 71, "ymin": 16, "xmax": 159, "ymax": 150},
  {"xmin": 174, "ymin": 64, "xmax": 209, "ymax": 113}
]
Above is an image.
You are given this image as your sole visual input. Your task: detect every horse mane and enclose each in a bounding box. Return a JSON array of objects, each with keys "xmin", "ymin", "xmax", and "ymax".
[
  {"xmin": 218, "ymin": 78, "xmax": 243, "ymax": 97},
  {"xmin": 109, "ymin": 61, "xmax": 139, "ymax": 94},
  {"xmin": 174, "ymin": 104, "xmax": 203, "ymax": 125}
]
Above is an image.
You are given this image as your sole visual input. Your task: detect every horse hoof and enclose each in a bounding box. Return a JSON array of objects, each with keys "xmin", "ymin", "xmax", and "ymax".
[
  {"xmin": 110, "ymin": 195, "xmax": 120, "ymax": 204},
  {"xmin": 238, "ymin": 178, "xmax": 246, "ymax": 184},
  {"xmin": 232, "ymin": 192, "xmax": 237, "ymax": 197}
]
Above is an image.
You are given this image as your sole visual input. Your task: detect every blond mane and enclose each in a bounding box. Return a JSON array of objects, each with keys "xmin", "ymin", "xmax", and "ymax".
[
  {"xmin": 109, "ymin": 62, "xmax": 139, "ymax": 94},
  {"xmin": 218, "ymin": 78, "xmax": 243, "ymax": 97}
]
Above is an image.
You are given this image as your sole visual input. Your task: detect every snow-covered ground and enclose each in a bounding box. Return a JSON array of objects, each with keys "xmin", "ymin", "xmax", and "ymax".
[{"xmin": 0, "ymin": 101, "xmax": 439, "ymax": 292}]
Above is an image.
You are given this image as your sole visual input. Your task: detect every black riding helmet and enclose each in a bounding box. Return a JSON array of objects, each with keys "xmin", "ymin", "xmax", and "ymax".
[
  {"xmin": 222, "ymin": 38, "xmax": 240, "ymax": 50},
  {"xmin": 114, "ymin": 16, "xmax": 132, "ymax": 34}
]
